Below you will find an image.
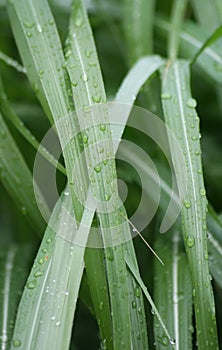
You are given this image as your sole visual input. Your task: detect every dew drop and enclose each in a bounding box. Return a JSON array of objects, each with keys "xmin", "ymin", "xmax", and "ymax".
[
  {"xmin": 36, "ymin": 23, "xmax": 43, "ymax": 33},
  {"xmin": 26, "ymin": 32, "xmax": 32, "ymax": 38},
  {"xmin": 94, "ymin": 164, "xmax": 101, "ymax": 173},
  {"xmin": 46, "ymin": 238, "xmax": 52, "ymax": 244},
  {"xmin": 34, "ymin": 270, "xmax": 43, "ymax": 278},
  {"xmin": 56, "ymin": 321, "xmax": 61, "ymax": 326},
  {"xmin": 21, "ymin": 206, "xmax": 27, "ymax": 215},
  {"xmin": 38, "ymin": 258, "xmax": 44, "ymax": 265},
  {"xmin": 161, "ymin": 93, "xmax": 172, "ymax": 100},
  {"xmin": 23, "ymin": 21, "xmax": 34, "ymax": 28},
  {"xmin": 191, "ymin": 136, "xmax": 198, "ymax": 141},
  {"xmin": 132, "ymin": 300, "xmax": 137, "ymax": 309},
  {"xmin": 27, "ymin": 280, "xmax": 37, "ymax": 289},
  {"xmin": 100, "ymin": 124, "xmax": 106, "ymax": 131},
  {"xmin": 200, "ymin": 188, "xmax": 206, "ymax": 196},
  {"xmin": 134, "ymin": 285, "xmax": 141, "ymax": 298},
  {"xmin": 51, "ymin": 315, "xmax": 55, "ymax": 321},
  {"xmin": 92, "ymin": 94, "xmax": 101, "ymax": 103},
  {"xmin": 184, "ymin": 200, "xmax": 191, "ymax": 209},
  {"xmin": 81, "ymin": 73, "xmax": 88, "ymax": 82},
  {"xmin": 12, "ymin": 339, "xmax": 21, "ymax": 347},
  {"xmin": 186, "ymin": 98, "xmax": 197, "ymax": 108},
  {"xmin": 99, "ymin": 301, "xmax": 104, "ymax": 311},
  {"xmin": 170, "ymin": 338, "xmax": 176, "ymax": 345},
  {"xmin": 187, "ymin": 236, "xmax": 195, "ymax": 248},
  {"xmin": 102, "ymin": 159, "xmax": 108, "ymax": 165},
  {"xmin": 48, "ymin": 19, "xmax": 54, "ymax": 25},
  {"xmin": 82, "ymin": 134, "xmax": 88, "ymax": 144}
]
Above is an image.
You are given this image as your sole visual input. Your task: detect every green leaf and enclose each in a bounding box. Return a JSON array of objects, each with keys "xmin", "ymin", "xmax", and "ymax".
[
  {"xmin": 191, "ymin": 25, "xmax": 222, "ymax": 65},
  {"xmin": 0, "ymin": 245, "xmax": 34, "ymax": 349},
  {"xmin": 154, "ymin": 229, "xmax": 193, "ymax": 349},
  {"xmin": 11, "ymin": 187, "xmax": 95, "ymax": 350},
  {"xmin": 0, "ymin": 111, "xmax": 49, "ymax": 233},
  {"xmin": 123, "ymin": 0, "xmax": 155, "ymax": 65},
  {"xmin": 66, "ymin": 1, "xmax": 148, "ymax": 348},
  {"xmin": 161, "ymin": 60, "xmax": 218, "ymax": 349},
  {"xmin": 168, "ymin": 0, "xmax": 188, "ymax": 60}
]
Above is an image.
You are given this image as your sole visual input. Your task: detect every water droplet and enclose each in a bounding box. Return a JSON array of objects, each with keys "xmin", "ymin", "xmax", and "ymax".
[
  {"xmin": 92, "ymin": 93, "xmax": 101, "ymax": 103},
  {"xmin": 34, "ymin": 270, "xmax": 43, "ymax": 278},
  {"xmin": 27, "ymin": 280, "xmax": 37, "ymax": 289},
  {"xmin": 195, "ymin": 151, "xmax": 200, "ymax": 156},
  {"xmin": 102, "ymin": 159, "xmax": 108, "ymax": 165},
  {"xmin": 51, "ymin": 315, "xmax": 55, "ymax": 321},
  {"xmin": 191, "ymin": 136, "xmax": 198, "ymax": 141},
  {"xmin": 204, "ymin": 253, "xmax": 209, "ymax": 260},
  {"xmin": 21, "ymin": 206, "xmax": 27, "ymax": 215},
  {"xmin": 23, "ymin": 21, "xmax": 34, "ymax": 28},
  {"xmin": 101, "ymin": 339, "xmax": 107, "ymax": 350},
  {"xmin": 48, "ymin": 19, "xmax": 54, "ymax": 25},
  {"xmin": 99, "ymin": 301, "xmax": 104, "ymax": 311},
  {"xmin": 184, "ymin": 200, "xmax": 191, "ymax": 209},
  {"xmin": 74, "ymin": 11, "xmax": 84, "ymax": 27},
  {"xmin": 36, "ymin": 23, "xmax": 43, "ymax": 33},
  {"xmin": 56, "ymin": 321, "xmax": 61, "ymax": 326},
  {"xmin": 71, "ymin": 81, "xmax": 77, "ymax": 87},
  {"xmin": 12, "ymin": 339, "xmax": 21, "ymax": 347},
  {"xmin": 132, "ymin": 300, "xmax": 137, "ymax": 309},
  {"xmin": 107, "ymin": 250, "xmax": 114, "ymax": 261},
  {"xmin": 38, "ymin": 258, "xmax": 44, "ymax": 265},
  {"xmin": 39, "ymin": 69, "xmax": 44, "ymax": 76},
  {"xmin": 94, "ymin": 164, "xmax": 101, "ymax": 173},
  {"xmin": 81, "ymin": 73, "xmax": 88, "ymax": 82},
  {"xmin": 46, "ymin": 238, "xmax": 52, "ymax": 244},
  {"xmin": 26, "ymin": 32, "xmax": 32, "ymax": 38},
  {"xmin": 186, "ymin": 98, "xmax": 197, "ymax": 108},
  {"xmin": 100, "ymin": 124, "xmax": 106, "ymax": 131},
  {"xmin": 151, "ymin": 308, "xmax": 155, "ymax": 315},
  {"xmin": 94, "ymin": 82, "xmax": 98, "ymax": 88},
  {"xmin": 98, "ymin": 146, "xmax": 104, "ymax": 153},
  {"xmin": 187, "ymin": 236, "xmax": 195, "ymax": 248},
  {"xmin": 161, "ymin": 93, "xmax": 172, "ymax": 100},
  {"xmin": 170, "ymin": 338, "xmax": 176, "ymax": 345},
  {"xmin": 85, "ymin": 49, "xmax": 93, "ymax": 57},
  {"xmin": 134, "ymin": 285, "xmax": 141, "ymax": 298},
  {"xmin": 200, "ymin": 189, "xmax": 206, "ymax": 196},
  {"xmin": 82, "ymin": 134, "xmax": 88, "ymax": 144}
]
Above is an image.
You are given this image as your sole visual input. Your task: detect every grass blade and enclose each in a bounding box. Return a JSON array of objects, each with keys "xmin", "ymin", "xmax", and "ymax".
[
  {"xmin": 191, "ymin": 0, "xmax": 222, "ymax": 30},
  {"xmin": 0, "ymin": 111, "xmax": 49, "ymax": 233},
  {"xmin": 161, "ymin": 60, "xmax": 218, "ymax": 349},
  {"xmin": 125, "ymin": 253, "xmax": 175, "ymax": 348},
  {"xmin": 123, "ymin": 0, "xmax": 155, "ymax": 65},
  {"xmin": 0, "ymin": 51, "xmax": 26, "ymax": 74},
  {"xmin": 0, "ymin": 245, "xmax": 34, "ymax": 350},
  {"xmin": 154, "ymin": 229, "xmax": 192, "ymax": 349},
  {"xmin": 66, "ymin": 1, "xmax": 148, "ymax": 348},
  {"xmin": 10, "ymin": 187, "xmax": 96, "ymax": 350},
  {"xmin": 168, "ymin": 0, "xmax": 188, "ymax": 60}
]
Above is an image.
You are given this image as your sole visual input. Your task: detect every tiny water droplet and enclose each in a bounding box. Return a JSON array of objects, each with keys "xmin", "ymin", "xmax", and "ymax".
[
  {"xmin": 48, "ymin": 19, "xmax": 54, "ymax": 25},
  {"xmin": 134, "ymin": 285, "xmax": 141, "ymax": 298},
  {"xmin": 23, "ymin": 21, "xmax": 34, "ymax": 28},
  {"xmin": 27, "ymin": 280, "xmax": 37, "ymax": 289},
  {"xmin": 50, "ymin": 315, "xmax": 55, "ymax": 321},
  {"xmin": 187, "ymin": 236, "xmax": 195, "ymax": 248},
  {"xmin": 186, "ymin": 98, "xmax": 197, "ymax": 108},
  {"xmin": 46, "ymin": 238, "xmax": 52, "ymax": 244},
  {"xmin": 12, "ymin": 339, "xmax": 21, "ymax": 347},
  {"xmin": 184, "ymin": 200, "xmax": 191, "ymax": 209},
  {"xmin": 151, "ymin": 308, "xmax": 155, "ymax": 315},
  {"xmin": 99, "ymin": 301, "xmax": 104, "ymax": 311},
  {"xmin": 94, "ymin": 164, "xmax": 101, "ymax": 173},
  {"xmin": 26, "ymin": 32, "xmax": 32, "ymax": 38},
  {"xmin": 92, "ymin": 93, "xmax": 101, "ymax": 103},
  {"xmin": 200, "ymin": 188, "xmax": 206, "ymax": 196},
  {"xmin": 161, "ymin": 93, "xmax": 172, "ymax": 100},
  {"xmin": 100, "ymin": 124, "xmax": 106, "ymax": 131},
  {"xmin": 34, "ymin": 270, "xmax": 43, "ymax": 278},
  {"xmin": 39, "ymin": 69, "xmax": 44, "ymax": 76},
  {"xmin": 38, "ymin": 258, "xmax": 44, "ymax": 265},
  {"xmin": 82, "ymin": 134, "xmax": 88, "ymax": 144},
  {"xmin": 81, "ymin": 73, "xmax": 88, "ymax": 82},
  {"xmin": 132, "ymin": 300, "xmax": 137, "ymax": 309},
  {"xmin": 191, "ymin": 136, "xmax": 198, "ymax": 141},
  {"xmin": 56, "ymin": 321, "xmax": 61, "ymax": 326},
  {"xmin": 102, "ymin": 159, "xmax": 108, "ymax": 165},
  {"xmin": 21, "ymin": 206, "xmax": 27, "ymax": 215},
  {"xmin": 170, "ymin": 338, "xmax": 176, "ymax": 345},
  {"xmin": 36, "ymin": 23, "xmax": 43, "ymax": 33}
]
